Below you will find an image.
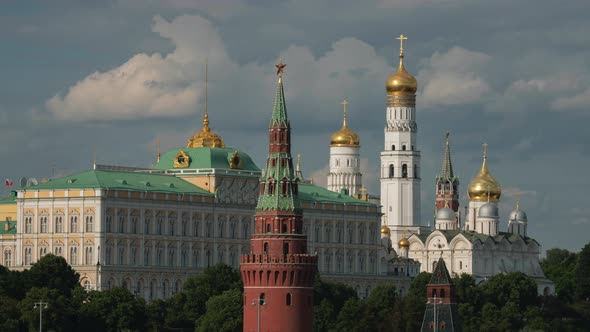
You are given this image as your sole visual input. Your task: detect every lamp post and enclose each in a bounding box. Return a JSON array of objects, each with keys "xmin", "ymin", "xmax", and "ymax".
[
  {"xmin": 33, "ymin": 301, "xmax": 48, "ymax": 332},
  {"xmin": 251, "ymin": 297, "xmax": 266, "ymax": 332}
]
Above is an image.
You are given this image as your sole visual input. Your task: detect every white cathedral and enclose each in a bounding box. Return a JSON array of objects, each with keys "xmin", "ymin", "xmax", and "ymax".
[{"xmin": 325, "ymin": 35, "xmax": 554, "ymax": 295}]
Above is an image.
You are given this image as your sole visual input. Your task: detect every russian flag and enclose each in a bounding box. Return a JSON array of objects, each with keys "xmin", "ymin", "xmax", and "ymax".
[{"xmin": 5, "ymin": 179, "xmax": 13, "ymax": 187}]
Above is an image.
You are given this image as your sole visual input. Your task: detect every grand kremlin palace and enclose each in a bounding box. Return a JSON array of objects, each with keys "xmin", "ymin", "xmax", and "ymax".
[{"xmin": 0, "ymin": 108, "xmax": 417, "ymax": 301}]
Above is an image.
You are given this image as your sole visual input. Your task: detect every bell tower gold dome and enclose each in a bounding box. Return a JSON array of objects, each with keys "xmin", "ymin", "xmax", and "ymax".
[
  {"xmin": 330, "ymin": 100, "xmax": 360, "ymax": 147},
  {"xmin": 386, "ymin": 34, "xmax": 417, "ymax": 95},
  {"xmin": 467, "ymin": 144, "xmax": 501, "ymax": 202}
]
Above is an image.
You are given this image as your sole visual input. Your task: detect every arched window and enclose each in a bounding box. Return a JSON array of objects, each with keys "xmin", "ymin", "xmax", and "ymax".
[
  {"xmin": 71, "ymin": 216, "xmax": 78, "ymax": 233},
  {"xmin": 440, "ymin": 289, "xmax": 445, "ymax": 298},
  {"xmin": 263, "ymin": 242, "xmax": 269, "ymax": 255},
  {"xmin": 70, "ymin": 247, "xmax": 78, "ymax": 265},
  {"xmin": 84, "ymin": 215, "xmax": 92, "ymax": 232},
  {"xmin": 402, "ymin": 164, "xmax": 408, "ymax": 178},
  {"xmin": 432, "ymin": 289, "xmax": 437, "ymax": 298},
  {"xmin": 286, "ymin": 293, "xmax": 292, "ymax": 306},
  {"xmin": 25, "ymin": 217, "xmax": 32, "ymax": 233},
  {"xmin": 283, "ymin": 243, "xmax": 289, "ymax": 255},
  {"xmin": 40, "ymin": 217, "xmax": 47, "ymax": 233},
  {"xmin": 266, "ymin": 224, "xmax": 271, "ymax": 233},
  {"xmin": 282, "ymin": 223, "xmax": 287, "ymax": 233},
  {"xmin": 402, "ymin": 145, "xmax": 406, "ymax": 151},
  {"xmin": 85, "ymin": 247, "xmax": 93, "ymax": 265},
  {"xmin": 259, "ymin": 293, "xmax": 266, "ymax": 305},
  {"xmin": 413, "ymin": 164, "xmax": 418, "ymax": 178},
  {"xmin": 389, "ymin": 164, "xmax": 394, "ymax": 178},
  {"xmin": 4, "ymin": 249, "xmax": 12, "ymax": 267},
  {"xmin": 391, "ymin": 145, "xmax": 395, "ymax": 151},
  {"xmin": 55, "ymin": 217, "xmax": 63, "ymax": 233}
]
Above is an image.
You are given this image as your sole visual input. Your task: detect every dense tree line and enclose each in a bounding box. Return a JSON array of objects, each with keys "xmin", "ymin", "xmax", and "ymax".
[{"xmin": 1, "ymin": 243, "xmax": 589, "ymax": 331}]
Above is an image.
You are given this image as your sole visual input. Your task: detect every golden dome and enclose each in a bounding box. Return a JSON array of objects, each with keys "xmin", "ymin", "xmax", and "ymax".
[
  {"xmin": 187, "ymin": 111, "xmax": 225, "ymax": 148},
  {"xmin": 398, "ymin": 237, "xmax": 410, "ymax": 248},
  {"xmin": 381, "ymin": 225, "xmax": 391, "ymax": 236},
  {"xmin": 330, "ymin": 100, "xmax": 360, "ymax": 147},
  {"xmin": 386, "ymin": 35, "xmax": 417, "ymax": 95},
  {"xmin": 467, "ymin": 145, "xmax": 501, "ymax": 202}
]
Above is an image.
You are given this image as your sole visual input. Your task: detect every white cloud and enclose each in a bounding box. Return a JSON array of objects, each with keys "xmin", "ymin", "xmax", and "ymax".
[
  {"xmin": 551, "ymin": 87, "xmax": 590, "ymax": 110},
  {"xmin": 46, "ymin": 15, "xmax": 391, "ymax": 123},
  {"xmin": 417, "ymin": 46, "xmax": 491, "ymax": 108}
]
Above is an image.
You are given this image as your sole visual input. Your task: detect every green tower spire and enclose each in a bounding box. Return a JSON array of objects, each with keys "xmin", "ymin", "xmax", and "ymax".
[{"xmin": 256, "ymin": 61, "xmax": 301, "ymax": 212}]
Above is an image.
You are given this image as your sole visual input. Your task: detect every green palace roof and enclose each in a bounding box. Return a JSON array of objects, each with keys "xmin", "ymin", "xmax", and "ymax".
[
  {"xmin": 0, "ymin": 219, "xmax": 16, "ymax": 235},
  {"xmin": 0, "ymin": 191, "xmax": 16, "ymax": 205},
  {"xmin": 154, "ymin": 147, "xmax": 260, "ymax": 172},
  {"xmin": 28, "ymin": 170, "xmax": 212, "ymax": 195},
  {"xmin": 298, "ymin": 184, "xmax": 377, "ymax": 206}
]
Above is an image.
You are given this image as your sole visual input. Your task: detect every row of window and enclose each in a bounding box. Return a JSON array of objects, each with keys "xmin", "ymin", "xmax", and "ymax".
[
  {"xmin": 21, "ymin": 246, "xmax": 92, "ymax": 266},
  {"xmin": 24, "ymin": 216, "xmax": 94, "ymax": 234},
  {"xmin": 386, "ymin": 163, "xmax": 418, "ymax": 178},
  {"xmin": 390, "ymin": 144, "xmax": 414, "ymax": 151}
]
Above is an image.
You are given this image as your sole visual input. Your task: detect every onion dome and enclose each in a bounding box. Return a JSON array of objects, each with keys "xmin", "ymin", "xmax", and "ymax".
[
  {"xmin": 509, "ymin": 200, "xmax": 528, "ymax": 221},
  {"xmin": 330, "ymin": 100, "xmax": 360, "ymax": 147},
  {"xmin": 468, "ymin": 145, "xmax": 501, "ymax": 202},
  {"xmin": 478, "ymin": 203, "xmax": 499, "ymax": 218},
  {"xmin": 386, "ymin": 34, "xmax": 417, "ymax": 95},
  {"xmin": 381, "ymin": 225, "xmax": 391, "ymax": 236},
  {"xmin": 187, "ymin": 61, "xmax": 225, "ymax": 148},
  {"xmin": 187, "ymin": 111, "xmax": 225, "ymax": 148},
  {"xmin": 436, "ymin": 207, "xmax": 456, "ymax": 221},
  {"xmin": 398, "ymin": 237, "xmax": 410, "ymax": 248}
]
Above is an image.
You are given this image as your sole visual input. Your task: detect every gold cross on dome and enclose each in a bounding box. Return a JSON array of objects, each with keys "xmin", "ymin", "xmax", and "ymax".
[
  {"xmin": 341, "ymin": 99, "xmax": 348, "ymax": 115},
  {"xmin": 396, "ymin": 34, "xmax": 408, "ymax": 53}
]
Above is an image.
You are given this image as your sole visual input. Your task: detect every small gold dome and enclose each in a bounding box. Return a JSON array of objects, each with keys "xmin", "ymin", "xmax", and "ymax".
[
  {"xmin": 398, "ymin": 238, "xmax": 410, "ymax": 248},
  {"xmin": 187, "ymin": 112, "xmax": 225, "ymax": 148},
  {"xmin": 381, "ymin": 225, "xmax": 391, "ymax": 236},
  {"xmin": 386, "ymin": 59, "xmax": 417, "ymax": 95},
  {"xmin": 330, "ymin": 100, "xmax": 360, "ymax": 147},
  {"xmin": 468, "ymin": 146, "xmax": 501, "ymax": 202},
  {"xmin": 330, "ymin": 126, "xmax": 360, "ymax": 147}
]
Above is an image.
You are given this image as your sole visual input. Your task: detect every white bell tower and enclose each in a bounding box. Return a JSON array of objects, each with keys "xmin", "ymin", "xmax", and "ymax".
[{"xmin": 380, "ymin": 35, "xmax": 423, "ymax": 245}]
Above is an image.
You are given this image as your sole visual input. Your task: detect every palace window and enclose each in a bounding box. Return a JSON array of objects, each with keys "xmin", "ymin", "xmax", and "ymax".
[
  {"xmin": 118, "ymin": 216, "xmax": 125, "ymax": 233},
  {"xmin": 85, "ymin": 247, "xmax": 93, "ymax": 265},
  {"xmin": 85, "ymin": 216, "xmax": 93, "ymax": 232},
  {"xmin": 106, "ymin": 216, "xmax": 112, "ymax": 233},
  {"xmin": 40, "ymin": 217, "xmax": 47, "ymax": 233},
  {"xmin": 70, "ymin": 247, "xmax": 78, "ymax": 265},
  {"xmin": 131, "ymin": 217, "xmax": 138, "ymax": 234},
  {"xmin": 4, "ymin": 249, "xmax": 12, "ymax": 267},
  {"xmin": 24, "ymin": 247, "xmax": 32, "ymax": 265},
  {"xmin": 169, "ymin": 219, "xmax": 175, "ymax": 236},
  {"xmin": 55, "ymin": 216, "xmax": 63, "ymax": 233},
  {"xmin": 71, "ymin": 216, "xmax": 78, "ymax": 233},
  {"xmin": 25, "ymin": 217, "xmax": 32, "ymax": 233}
]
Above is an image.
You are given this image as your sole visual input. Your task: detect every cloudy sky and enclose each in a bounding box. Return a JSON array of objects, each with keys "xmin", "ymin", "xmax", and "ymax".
[{"xmin": 1, "ymin": 0, "xmax": 589, "ymax": 252}]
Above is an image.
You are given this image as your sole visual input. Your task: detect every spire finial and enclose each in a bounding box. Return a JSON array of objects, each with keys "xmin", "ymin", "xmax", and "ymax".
[
  {"xmin": 396, "ymin": 34, "xmax": 408, "ymax": 67},
  {"xmin": 202, "ymin": 58, "xmax": 210, "ymax": 131},
  {"xmin": 483, "ymin": 143, "xmax": 488, "ymax": 159},
  {"xmin": 446, "ymin": 130, "xmax": 450, "ymax": 140},
  {"xmin": 156, "ymin": 137, "xmax": 161, "ymax": 163},
  {"xmin": 341, "ymin": 99, "xmax": 348, "ymax": 127},
  {"xmin": 92, "ymin": 147, "xmax": 96, "ymax": 169},
  {"xmin": 275, "ymin": 58, "xmax": 286, "ymax": 82},
  {"xmin": 516, "ymin": 192, "xmax": 520, "ymax": 209}
]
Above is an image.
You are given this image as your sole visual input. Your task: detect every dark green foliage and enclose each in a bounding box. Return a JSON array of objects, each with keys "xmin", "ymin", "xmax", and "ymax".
[
  {"xmin": 541, "ymin": 248, "xmax": 578, "ymax": 301},
  {"xmin": 195, "ymin": 288, "xmax": 243, "ymax": 332},
  {"xmin": 79, "ymin": 287, "xmax": 147, "ymax": 332},
  {"xmin": 28, "ymin": 254, "xmax": 81, "ymax": 296},
  {"xmin": 574, "ymin": 243, "xmax": 590, "ymax": 301}
]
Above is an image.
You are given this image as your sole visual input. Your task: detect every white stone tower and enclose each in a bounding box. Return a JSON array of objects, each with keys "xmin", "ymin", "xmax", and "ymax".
[
  {"xmin": 380, "ymin": 34, "xmax": 422, "ymax": 245},
  {"xmin": 328, "ymin": 100, "xmax": 362, "ymax": 196}
]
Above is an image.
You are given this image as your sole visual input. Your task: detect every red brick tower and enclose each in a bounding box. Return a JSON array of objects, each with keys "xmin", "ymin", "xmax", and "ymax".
[
  {"xmin": 435, "ymin": 131, "xmax": 460, "ymax": 212},
  {"xmin": 421, "ymin": 258, "xmax": 460, "ymax": 331},
  {"xmin": 240, "ymin": 62, "xmax": 318, "ymax": 332}
]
